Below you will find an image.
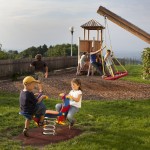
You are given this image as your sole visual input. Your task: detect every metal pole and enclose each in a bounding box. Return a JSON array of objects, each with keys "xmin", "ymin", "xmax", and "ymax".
[
  {"xmin": 71, "ymin": 31, "xmax": 73, "ymax": 56},
  {"xmin": 69, "ymin": 26, "xmax": 74, "ymax": 56}
]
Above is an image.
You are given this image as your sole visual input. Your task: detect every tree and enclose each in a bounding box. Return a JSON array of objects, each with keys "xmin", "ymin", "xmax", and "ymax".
[
  {"xmin": 42, "ymin": 44, "xmax": 48, "ymax": 56},
  {"xmin": 0, "ymin": 43, "xmax": 78, "ymax": 59},
  {"xmin": 7, "ymin": 50, "xmax": 19, "ymax": 59},
  {"xmin": 47, "ymin": 44, "xmax": 78, "ymax": 57},
  {"xmin": 19, "ymin": 46, "xmax": 37, "ymax": 58},
  {"xmin": 0, "ymin": 51, "xmax": 9, "ymax": 59}
]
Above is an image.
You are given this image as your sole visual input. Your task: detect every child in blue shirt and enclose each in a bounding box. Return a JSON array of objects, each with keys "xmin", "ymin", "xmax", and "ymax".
[{"xmin": 19, "ymin": 76, "xmax": 47, "ymax": 137}]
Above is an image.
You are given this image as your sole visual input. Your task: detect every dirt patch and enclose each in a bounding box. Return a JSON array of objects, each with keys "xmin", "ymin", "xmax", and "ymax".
[
  {"xmin": 14, "ymin": 126, "xmax": 82, "ymax": 147},
  {"xmin": 0, "ymin": 72, "xmax": 149, "ymax": 100}
]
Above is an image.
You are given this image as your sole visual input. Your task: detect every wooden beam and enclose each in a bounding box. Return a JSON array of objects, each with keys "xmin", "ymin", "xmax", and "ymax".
[{"xmin": 97, "ymin": 6, "xmax": 150, "ymax": 44}]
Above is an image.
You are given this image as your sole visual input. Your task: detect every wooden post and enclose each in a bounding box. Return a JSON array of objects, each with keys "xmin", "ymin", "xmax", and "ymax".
[
  {"xmin": 97, "ymin": 30, "xmax": 99, "ymax": 41},
  {"xmin": 88, "ymin": 30, "xmax": 90, "ymax": 40},
  {"xmin": 101, "ymin": 30, "xmax": 103, "ymax": 43},
  {"xmin": 84, "ymin": 29, "xmax": 86, "ymax": 40},
  {"xmin": 97, "ymin": 6, "xmax": 150, "ymax": 44},
  {"xmin": 93, "ymin": 37, "xmax": 95, "ymax": 50}
]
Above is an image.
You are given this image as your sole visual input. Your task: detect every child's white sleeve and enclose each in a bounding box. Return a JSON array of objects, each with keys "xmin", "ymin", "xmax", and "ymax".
[
  {"xmin": 78, "ymin": 90, "xmax": 82, "ymax": 95},
  {"xmin": 69, "ymin": 90, "xmax": 73, "ymax": 95}
]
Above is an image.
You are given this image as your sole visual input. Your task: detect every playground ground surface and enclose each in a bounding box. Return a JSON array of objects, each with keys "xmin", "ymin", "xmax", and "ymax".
[
  {"xmin": 0, "ymin": 68, "xmax": 150, "ymax": 148},
  {"xmin": 14, "ymin": 126, "xmax": 82, "ymax": 147},
  {"xmin": 0, "ymin": 71, "xmax": 149, "ymax": 101}
]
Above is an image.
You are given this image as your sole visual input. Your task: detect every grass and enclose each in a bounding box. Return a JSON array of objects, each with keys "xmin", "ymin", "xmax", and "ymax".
[
  {"xmin": 0, "ymin": 92, "xmax": 150, "ymax": 150},
  {"xmin": 0, "ymin": 65, "xmax": 149, "ymax": 149},
  {"xmin": 116, "ymin": 65, "xmax": 150, "ymax": 84}
]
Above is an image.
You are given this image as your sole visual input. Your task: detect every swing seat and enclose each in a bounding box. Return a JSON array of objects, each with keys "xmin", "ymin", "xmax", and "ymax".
[{"xmin": 104, "ymin": 71, "xmax": 128, "ymax": 80}]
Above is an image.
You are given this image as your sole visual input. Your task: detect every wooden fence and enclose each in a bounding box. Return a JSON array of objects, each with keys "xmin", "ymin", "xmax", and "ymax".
[{"xmin": 0, "ymin": 56, "xmax": 78, "ymax": 78}]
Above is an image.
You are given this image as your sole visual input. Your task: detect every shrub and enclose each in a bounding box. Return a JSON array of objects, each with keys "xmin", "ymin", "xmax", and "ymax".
[{"xmin": 141, "ymin": 47, "xmax": 150, "ymax": 80}]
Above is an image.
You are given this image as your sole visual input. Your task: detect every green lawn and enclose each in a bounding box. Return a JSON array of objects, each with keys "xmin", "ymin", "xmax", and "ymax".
[
  {"xmin": 0, "ymin": 65, "xmax": 150, "ymax": 150},
  {"xmin": 0, "ymin": 92, "xmax": 150, "ymax": 150},
  {"xmin": 117, "ymin": 65, "xmax": 150, "ymax": 84}
]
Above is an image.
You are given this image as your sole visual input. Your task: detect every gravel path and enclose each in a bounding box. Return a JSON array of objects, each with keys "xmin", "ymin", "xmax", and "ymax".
[{"xmin": 0, "ymin": 72, "xmax": 150, "ymax": 100}]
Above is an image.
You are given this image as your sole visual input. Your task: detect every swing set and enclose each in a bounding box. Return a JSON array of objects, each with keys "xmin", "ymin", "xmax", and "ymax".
[
  {"xmin": 96, "ymin": 5, "xmax": 150, "ymax": 79},
  {"xmin": 78, "ymin": 18, "xmax": 128, "ymax": 80},
  {"xmin": 102, "ymin": 17, "xmax": 128, "ymax": 80}
]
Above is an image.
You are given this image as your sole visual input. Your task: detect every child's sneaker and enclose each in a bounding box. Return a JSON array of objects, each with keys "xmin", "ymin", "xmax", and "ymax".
[
  {"xmin": 38, "ymin": 121, "xmax": 45, "ymax": 127},
  {"xmin": 69, "ymin": 120, "xmax": 75, "ymax": 129},
  {"xmin": 23, "ymin": 128, "xmax": 29, "ymax": 137}
]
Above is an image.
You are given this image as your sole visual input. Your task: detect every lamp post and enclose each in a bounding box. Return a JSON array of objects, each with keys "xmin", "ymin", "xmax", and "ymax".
[{"xmin": 69, "ymin": 26, "xmax": 74, "ymax": 56}]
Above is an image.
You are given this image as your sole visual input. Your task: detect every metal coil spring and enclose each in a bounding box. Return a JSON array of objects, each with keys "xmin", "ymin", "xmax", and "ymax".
[{"xmin": 43, "ymin": 117, "xmax": 56, "ymax": 135}]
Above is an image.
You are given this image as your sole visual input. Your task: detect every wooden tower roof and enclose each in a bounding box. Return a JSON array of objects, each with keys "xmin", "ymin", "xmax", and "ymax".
[{"xmin": 81, "ymin": 19, "xmax": 105, "ymax": 30}]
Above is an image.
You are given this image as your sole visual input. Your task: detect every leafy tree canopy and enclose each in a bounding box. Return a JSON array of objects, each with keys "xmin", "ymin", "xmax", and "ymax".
[
  {"xmin": 0, "ymin": 43, "xmax": 78, "ymax": 59},
  {"xmin": 47, "ymin": 43, "xmax": 78, "ymax": 57},
  {"xmin": 0, "ymin": 50, "xmax": 9, "ymax": 60}
]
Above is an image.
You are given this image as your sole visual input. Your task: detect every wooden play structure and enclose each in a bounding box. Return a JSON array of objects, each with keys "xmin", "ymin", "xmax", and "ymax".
[
  {"xmin": 77, "ymin": 6, "xmax": 150, "ymax": 80},
  {"xmin": 79, "ymin": 19, "xmax": 105, "ymax": 53},
  {"xmin": 97, "ymin": 6, "xmax": 150, "ymax": 80},
  {"xmin": 77, "ymin": 19, "xmax": 105, "ymax": 75},
  {"xmin": 77, "ymin": 19, "xmax": 127, "ymax": 78}
]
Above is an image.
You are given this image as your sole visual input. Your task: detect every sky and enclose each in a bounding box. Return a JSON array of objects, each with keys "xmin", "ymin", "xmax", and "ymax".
[{"xmin": 0, "ymin": 0, "xmax": 149, "ymax": 59}]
